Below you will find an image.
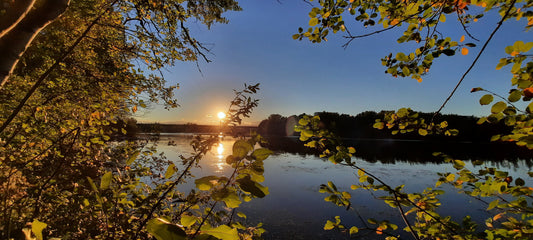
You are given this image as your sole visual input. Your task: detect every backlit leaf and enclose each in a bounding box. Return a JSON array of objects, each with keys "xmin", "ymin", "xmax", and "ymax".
[
  {"xmin": 251, "ymin": 148, "xmax": 273, "ymax": 161},
  {"xmin": 195, "ymin": 176, "xmax": 219, "ymax": 191},
  {"xmin": 180, "ymin": 215, "xmax": 197, "ymax": 227},
  {"xmin": 232, "ymin": 140, "xmax": 253, "ymax": 158},
  {"xmin": 100, "ymin": 171, "xmax": 112, "ymax": 190},
  {"xmin": 164, "ymin": 163, "xmax": 176, "ymax": 179},
  {"xmin": 147, "ymin": 218, "xmax": 186, "ymax": 240},
  {"xmin": 479, "ymin": 94, "xmax": 493, "ymax": 105},
  {"xmin": 201, "ymin": 224, "xmax": 239, "ymax": 240},
  {"xmin": 32, "ymin": 220, "xmax": 47, "ymax": 240},
  {"xmin": 491, "ymin": 101, "xmax": 506, "ymax": 114}
]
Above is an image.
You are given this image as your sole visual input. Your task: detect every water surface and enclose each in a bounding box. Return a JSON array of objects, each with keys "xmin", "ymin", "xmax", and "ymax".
[{"xmin": 153, "ymin": 133, "xmax": 532, "ymax": 239}]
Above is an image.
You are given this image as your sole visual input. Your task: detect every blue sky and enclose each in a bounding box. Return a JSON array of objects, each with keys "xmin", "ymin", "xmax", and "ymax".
[{"xmin": 135, "ymin": 0, "xmax": 532, "ymax": 125}]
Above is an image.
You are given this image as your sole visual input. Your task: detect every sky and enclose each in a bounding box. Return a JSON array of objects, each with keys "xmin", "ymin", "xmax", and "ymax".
[{"xmin": 135, "ymin": 0, "xmax": 533, "ymax": 126}]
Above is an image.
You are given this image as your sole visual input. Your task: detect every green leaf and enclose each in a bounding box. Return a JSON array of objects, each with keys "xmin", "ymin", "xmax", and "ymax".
[
  {"xmin": 298, "ymin": 118, "xmax": 309, "ymax": 126},
  {"xmin": 201, "ymin": 225, "xmax": 239, "ymax": 240},
  {"xmin": 180, "ymin": 215, "xmax": 197, "ymax": 227},
  {"xmin": 446, "ymin": 173, "xmax": 455, "ymax": 182},
  {"xmin": 487, "ymin": 199, "xmax": 499, "ymax": 210},
  {"xmin": 479, "ymin": 94, "xmax": 493, "ymax": 105},
  {"xmin": 232, "ymin": 140, "xmax": 253, "ymax": 159},
  {"xmin": 453, "ymin": 160, "xmax": 465, "ymax": 170},
  {"xmin": 324, "ymin": 220, "xmax": 335, "ymax": 230},
  {"xmin": 147, "ymin": 218, "xmax": 187, "ymax": 240},
  {"xmin": 126, "ymin": 150, "xmax": 140, "ymax": 165},
  {"xmin": 309, "ymin": 18, "xmax": 319, "ymax": 26},
  {"xmin": 491, "ymin": 101, "xmax": 507, "ymax": 114},
  {"xmin": 32, "ymin": 219, "xmax": 47, "ymax": 240},
  {"xmin": 100, "ymin": 171, "xmax": 112, "ymax": 190},
  {"xmin": 237, "ymin": 176, "xmax": 268, "ymax": 198},
  {"xmin": 418, "ymin": 128, "xmax": 428, "ymax": 136},
  {"xmin": 195, "ymin": 176, "xmax": 219, "ymax": 191},
  {"xmin": 251, "ymin": 148, "xmax": 273, "ymax": 161},
  {"xmin": 165, "ymin": 163, "xmax": 176, "ymax": 179},
  {"xmin": 508, "ymin": 90, "xmax": 522, "ymax": 102},
  {"xmin": 348, "ymin": 147, "xmax": 356, "ymax": 154},
  {"xmin": 439, "ymin": 14, "xmax": 446, "ymax": 22},
  {"xmin": 396, "ymin": 52, "xmax": 408, "ymax": 61},
  {"xmin": 222, "ymin": 192, "xmax": 242, "ymax": 208}
]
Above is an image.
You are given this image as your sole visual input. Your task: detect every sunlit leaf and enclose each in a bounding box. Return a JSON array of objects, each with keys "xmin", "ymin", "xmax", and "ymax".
[
  {"xmin": 479, "ymin": 94, "xmax": 494, "ymax": 105},
  {"xmin": 195, "ymin": 176, "xmax": 219, "ymax": 191},
  {"xmin": 251, "ymin": 148, "xmax": 273, "ymax": 161},
  {"xmin": 491, "ymin": 101, "xmax": 506, "ymax": 114},
  {"xmin": 31, "ymin": 220, "xmax": 47, "ymax": 240},
  {"xmin": 201, "ymin": 224, "xmax": 239, "ymax": 240},
  {"xmin": 232, "ymin": 140, "xmax": 253, "ymax": 158},
  {"xmin": 180, "ymin": 215, "xmax": 197, "ymax": 228},
  {"xmin": 164, "ymin": 163, "xmax": 176, "ymax": 179},
  {"xmin": 147, "ymin": 218, "xmax": 186, "ymax": 240},
  {"xmin": 100, "ymin": 171, "xmax": 112, "ymax": 190}
]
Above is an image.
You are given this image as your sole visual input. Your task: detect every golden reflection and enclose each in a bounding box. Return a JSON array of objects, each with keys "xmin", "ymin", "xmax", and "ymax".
[
  {"xmin": 217, "ymin": 143, "xmax": 224, "ymax": 155},
  {"xmin": 215, "ymin": 142, "xmax": 225, "ymax": 172}
]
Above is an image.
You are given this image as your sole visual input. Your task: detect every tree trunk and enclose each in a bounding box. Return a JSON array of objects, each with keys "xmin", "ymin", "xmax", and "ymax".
[{"xmin": 0, "ymin": 0, "xmax": 70, "ymax": 88}]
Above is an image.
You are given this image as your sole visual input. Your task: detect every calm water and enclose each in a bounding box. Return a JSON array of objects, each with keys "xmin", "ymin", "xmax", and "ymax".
[{"xmin": 152, "ymin": 133, "xmax": 533, "ymax": 240}]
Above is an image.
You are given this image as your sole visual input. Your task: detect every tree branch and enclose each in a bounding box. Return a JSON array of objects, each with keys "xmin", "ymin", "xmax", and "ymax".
[
  {"xmin": 0, "ymin": 0, "xmax": 117, "ymax": 135},
  {"xmin": 0, "ymin": 0, "xmax": 70, "ymax": 88}
]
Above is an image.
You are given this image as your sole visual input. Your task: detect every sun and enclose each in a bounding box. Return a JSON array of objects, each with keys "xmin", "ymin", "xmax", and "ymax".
[{"xmin": 217, "ymin": 112, "xmax": 226, "ymax": 119}]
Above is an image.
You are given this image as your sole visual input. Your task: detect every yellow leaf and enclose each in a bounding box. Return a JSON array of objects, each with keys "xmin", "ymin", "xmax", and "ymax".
[
  {"xmin": 390, "ymin": 19, "xmax": 400, "ymax": 25},
  {"xmin": 132, "ymin": 105, "xmax": 138, "ymax": 113},
  {"xmin": 460, "ymin": 35, "xmax": 465, "ymax": 42},
  {"xmin": 461, "ymin": 48, "xmax": 469, "ymax": 55}
]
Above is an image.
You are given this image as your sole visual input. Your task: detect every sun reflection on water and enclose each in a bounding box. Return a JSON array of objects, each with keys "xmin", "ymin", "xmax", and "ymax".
[{"xmin": 215, "ymin": 142, "xmax": 225, "ymax": 172}]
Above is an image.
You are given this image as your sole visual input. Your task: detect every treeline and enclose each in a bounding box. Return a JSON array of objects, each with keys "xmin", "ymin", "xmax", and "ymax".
[
  {"xmin": 257, "ymin": 111, "xmax": 512, "ymax": 142},
  {"xmin": 137, "ymin": 123, "xmax": 257, "ymax": 136}
]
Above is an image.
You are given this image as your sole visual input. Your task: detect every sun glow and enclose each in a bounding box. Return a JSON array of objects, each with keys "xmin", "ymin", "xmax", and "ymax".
[{"xmin": 217, "ymin": 112, "xmax": 226, "ymax": 119}]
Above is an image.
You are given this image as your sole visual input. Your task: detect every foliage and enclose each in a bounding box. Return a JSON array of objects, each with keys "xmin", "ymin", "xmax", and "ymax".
[
  {"xmin": 296, "ymin": 114, "xmax": 533, "ymax": 239},
  {"xmin": 293, "ymin": 0, "xmax": 533, "ymax": 238},
  {"xmin": 0, "ymin": 0, "xmax": 275, "ymax": 239},
  {"xmin": 296, "ymin": 0, "xmax": 533, "ymax": 148}
]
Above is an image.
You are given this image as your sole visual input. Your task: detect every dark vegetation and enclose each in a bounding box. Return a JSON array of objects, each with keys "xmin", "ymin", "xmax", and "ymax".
[
  {"xmin": 258, "ymin": 111, "xmax": 511, "ymax": 142},
  {"xmin": 137, "ymin": 123, "xmax": 256, "ymax": 136}
]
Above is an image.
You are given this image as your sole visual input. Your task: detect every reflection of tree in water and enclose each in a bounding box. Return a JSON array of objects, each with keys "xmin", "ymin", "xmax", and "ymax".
[{"xmin": 261, "ymin": 136, "xmax": 533, "ymax": 168}]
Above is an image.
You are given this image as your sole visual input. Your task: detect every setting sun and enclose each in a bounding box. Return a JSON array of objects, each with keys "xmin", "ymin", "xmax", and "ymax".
[{"xmin": 217, "ymin": 112, "xmax": 226, "ymax": 119}]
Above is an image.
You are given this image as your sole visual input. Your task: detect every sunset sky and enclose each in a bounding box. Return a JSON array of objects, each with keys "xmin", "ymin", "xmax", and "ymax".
[{"xmin": 135, "ymin": 0, "xmax": 532, "ymax": 125}]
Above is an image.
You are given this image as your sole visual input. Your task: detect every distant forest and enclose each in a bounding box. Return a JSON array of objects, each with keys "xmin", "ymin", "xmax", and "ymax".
[{"xmin": 257, "ymin": 111, "xmax": 512, "ymax": 143}]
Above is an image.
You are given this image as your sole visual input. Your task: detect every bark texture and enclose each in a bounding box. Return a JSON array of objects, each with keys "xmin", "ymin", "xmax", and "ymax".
[{"xmin": 0, "ymin": 0, "xmax": 70, "ymax": 88}]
